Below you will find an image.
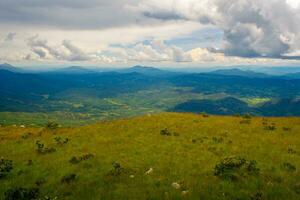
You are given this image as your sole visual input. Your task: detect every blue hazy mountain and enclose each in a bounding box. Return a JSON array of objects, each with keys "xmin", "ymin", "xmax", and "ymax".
[
  {"xmin": 209, "ymin": 68, "xmax": 270, "ymax": 78},
  {"xmin": 2, "ymin": 64, "xmax": 300, "ymax": 116},
  {"xmin": 47, "ymin": 66, "xmax": 96, "ymax": 74},
  {"xmin": 0, "ymin": 63, "xmax": 25, "ymax": 73},
  {"xmin": 117, "ymin": 65, "xmax": 178, "ymax": 76}
]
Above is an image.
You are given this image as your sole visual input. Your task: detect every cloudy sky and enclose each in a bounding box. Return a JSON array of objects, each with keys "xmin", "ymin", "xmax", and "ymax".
[{"xmin": 0, "ymin": 0, "xmax": 300, "ymax": 67}]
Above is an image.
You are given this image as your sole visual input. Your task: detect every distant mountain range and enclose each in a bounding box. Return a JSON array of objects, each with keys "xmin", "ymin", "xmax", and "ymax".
[
  {"xmin": 47, "ymin": 66, "xmax": 96, "ymax": 74},
  {"xmin": 209, "ymin": 68, "xmax": 270, "ymax": 78},
  {"xmin": 117, "ymin": 65, "xmax": 176, "ymax": 76},
  {"xmin": 2, "ymin": 63, "xmax": 300, "ymax": 78},
  {"xmin": 0, "ymin": 63, "xmax": 25, "ymax": 73},
  {"xmin": 1, "ymin": 63, "xmax": 300, "ymax": 116}
]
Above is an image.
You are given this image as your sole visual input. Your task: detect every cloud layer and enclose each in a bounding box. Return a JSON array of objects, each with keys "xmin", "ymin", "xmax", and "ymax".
[
  {"xmin": 136, "ymin": 0, "xmax": 300, "ymax": 59},
  {"xmin": 0, "ymin": 0, "xmax": 300, "ymax": 66}
]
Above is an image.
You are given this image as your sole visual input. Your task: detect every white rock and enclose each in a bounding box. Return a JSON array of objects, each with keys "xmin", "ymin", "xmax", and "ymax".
[
  {"xmin": 20, "ymin": 125, "xmax": 25, "ymax": 128},
  {"xmin": 181, "ymin": 190, "xmax": 189, "ymax": 195},
  {"xmin": 171, "ymin": 182, "xmax": 181, "ymax": 190},
  {"xmin": 145, "ymin": 168, "xmax": 153, "ymax": 175},
  {"xmin": 130, "ymin": 175, "xmax": 135, "ymax": 178}
]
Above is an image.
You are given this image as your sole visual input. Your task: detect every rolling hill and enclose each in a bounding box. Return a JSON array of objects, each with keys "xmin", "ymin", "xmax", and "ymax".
[
  {"xmin": 0, "ymin": 113, "xmax": 300, "ymax": 199},
  {"xmin": 2, "ymin": 64, "xmax": 300, "ymax": 126},
  {"xmin": 209, "ymin": 68, "xmax": 270, "ymax": 78}
]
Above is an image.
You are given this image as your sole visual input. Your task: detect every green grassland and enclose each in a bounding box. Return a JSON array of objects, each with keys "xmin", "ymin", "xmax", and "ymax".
[
  {"xmin": 0, "ymin": 87, "xmax": 230, "ymax": 126},
  {"xmin": 1, "ymin": 113, "xmax": 300, "ymax": 199}
]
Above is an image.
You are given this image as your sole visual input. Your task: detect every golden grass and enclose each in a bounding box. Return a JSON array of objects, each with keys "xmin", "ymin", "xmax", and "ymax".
[{"xmin": 0, "ymin": 113, "xmax": 300, "ymax": 199}]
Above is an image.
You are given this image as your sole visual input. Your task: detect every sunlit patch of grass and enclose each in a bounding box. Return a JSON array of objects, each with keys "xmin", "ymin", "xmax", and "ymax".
[{"xmin": 242, "ymin": 97, "xmax": 272, "ymax": 106}]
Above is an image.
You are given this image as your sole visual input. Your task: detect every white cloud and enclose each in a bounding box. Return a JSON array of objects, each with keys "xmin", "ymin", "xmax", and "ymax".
[
  {"xmin": 0, "ymin": 0, "xmax": 300, "ymax": 66},
  {"xmin": 136, "ymin": 0, "xmax": 300, "ymax": 59}
]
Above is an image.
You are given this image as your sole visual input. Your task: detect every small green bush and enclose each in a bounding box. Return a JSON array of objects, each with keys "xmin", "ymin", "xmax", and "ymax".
[
  {"xmin": 4, "ymin": 187, "xmax": 39, "ymax": 200},
  {"xmin": 288, "ymin": 148, "xmax": 297, "ymax": 154},
  {"xmin": 69, "ymin": 153, "xmax": 94, "ymax": 164},
  {"xmin": 201, "ymin": 112, "xmax": 210, "ymax": 117},
  {"xmin": 0, "ymin": 158, "xmax": 13, "ymax": 178},
  {"xmin": 282, "ymin": 162, "xmax": 296, "ymax": 172},
  {"xmin": 35, "ymin": 178, "xmax": 46, "ymax": 186},
  {"xmin": 242, "ymin": 113, "xmax": 253, "ymax": 119},
  {"xmin": 108, "ymin": 162, "xmax": 127, "ymax": 176},
  {"xmin": 54, "ymin": 137, "xmax": 69, "ymax": 146},
  {"xmin": 61, "ymin": 173, "xmax": 76, "ymax": 184},
  {"xmin": 283, "ymin": 127, "xmax": 292, "ymax": 131},
  {"xmin": 212, "ymin": 136, "xmax": 224, "ymax": 144},
  {"xmin": 264, "ymin": 125, "xmax": 276, "ymax": 131},
  {"xmin": 214, "ymin": 156, "xmax": 259, "ymax": 180},
  {"xmin": 160, "ymin": 128, "xmax": 179, "ymax": 136},
  {"xmin": 250, "ymin": 191, "xmax": 263, "ymax": 200},
  {"xmin": 45, "ymin": 122, "xmax": 59, "ymax": 130},
  {"xmin": 36, "ymin": 140, "xmax": 56, "ymax": 154},
  {"xmin": 21, "ymin": 132, "xmax": 32, "ymax": 139},
  {"xmin": 160, "ymin": 128, "xmax": 172, "ymax": 136}
]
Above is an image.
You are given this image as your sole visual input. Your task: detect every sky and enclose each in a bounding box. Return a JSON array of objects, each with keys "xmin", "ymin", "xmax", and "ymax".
[{"xmin": 0, "ymin": 0, "xmax": 300, "ymax": 68}]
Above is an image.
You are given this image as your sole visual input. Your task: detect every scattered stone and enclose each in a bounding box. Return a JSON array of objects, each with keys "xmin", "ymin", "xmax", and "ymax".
[
  {"xmin": 20, "ymin": 125, "xmax": 26, "ymax": 128},
  {"xmin": 145, "ymin": 168, "xmax": 153, "ymax": 175},
  {"xmin": 130, "ymin": 175, "xmax": 135, "ymax": 178},
  {"xmin": 181, "ymin": 190, "xmax": 189, "ymax": 196},
  {"xmin": 171, "ymin": 182, "xmax": 181, "ymax": 190}
]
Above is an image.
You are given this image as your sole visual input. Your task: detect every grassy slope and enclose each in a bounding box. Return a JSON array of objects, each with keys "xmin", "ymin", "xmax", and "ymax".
[{"xmin": 0, "ymin": 113, "xmax": 300, "ymax": 199}]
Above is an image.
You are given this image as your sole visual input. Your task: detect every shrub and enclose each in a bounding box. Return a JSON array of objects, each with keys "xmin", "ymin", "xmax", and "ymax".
[
  {"xmin": 160, "ymin": 128, "xmax": 179, "ymax": 136},
  {"xmin": 264, "ymin": 125, "xmax": 276, "ymax": 131},
  {"xmin": 69, "ymin": 156, "xmax": 81, "ymax": 164},
  {"xmin": 283, "ymin": 127, "xmax": 292, "ymax": 131},
  {"xmin": 27, "ymin": 160, "xmax": 33, "ymax": 166},
  {"xmin": 233, "ymin": 113, "xmax": 241, "ymax": 117},
  {"xmin": 21, "ymin": 133, "xmax": 32, "ymax": 139},
  {"xmin": 54, "ymin": 137, "xmax": 69, "ymax": 146},
  {"xmin": 294, "ymin": 182, "xmax": 300, "ymax": 194},
  {"xmin": 288, "ymin": 148, "xmax": 297, "ymax": 154},
  {"xmin": 108, "ymin": 162, "xmax": 127, "ymax": 176},
  {"xmin": 250, "ymin": 191, "xmax": 263, "ymax": 200},
  {"xmin": 282, "ymin": 162, "xmax": 296, "ymax": 172},
  {"xmin": 40, "ymin": 196, "xmax": 58, "ymax": 200},
  {"xmin": 160, "ymin": 128, "xmax": 172, "ymax": 136},
  {"xmin": 69, "ymin": 153, "xmax": 94, "ymax": 164},
  {"xmin": 35, "ymin": 178, "xmax": 46, "ymax": 186},
  {"xmin": 201, "ymin": 112, "xmax": 210, "ymax": 117},
  {"xmin": 0, "ymin": 158, "xmax": 13, "ymax": 178},
  {"xmin": 61, "ymin": 173, "xmax": 76, "ymax": 184},
  {"xmin": 214, "ymin": 156, "xmax": 259, "ymax": 180},
  {"xmin": 242, "ymin": 113, "xmax": 253, "ymax": 119},
  {"xmin": 212, "ymin": 136, "xmax": 224, "ymax": 144},
  {"xmin": 4, "ymin": 187, "xmax": 39, "ymax": 200},
  {"xmin": 45, "ymin": 122, "xmax": 59, "ymax": 130},
  {"xmin": 36, "ymin": 140, "xmax": 56, "ymax": 154}
]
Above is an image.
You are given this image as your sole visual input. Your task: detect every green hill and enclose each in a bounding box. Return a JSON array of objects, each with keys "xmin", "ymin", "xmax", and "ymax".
[{"xmin": 0, "ymin": 113, "xmax": 300, "ymax": 199}]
